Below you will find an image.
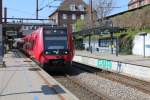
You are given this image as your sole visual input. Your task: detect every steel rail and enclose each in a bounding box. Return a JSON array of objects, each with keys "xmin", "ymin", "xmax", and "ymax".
[
  {"xmin": 65, "ymin": 74, "xmax": 112, "ymax": 100},
  {"xmin": 73, "ymin": 62, "xmax": 150, "ymax": 95}
]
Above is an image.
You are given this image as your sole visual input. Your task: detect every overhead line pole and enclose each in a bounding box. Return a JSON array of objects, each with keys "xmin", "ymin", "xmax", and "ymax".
[
  {"xmin": 90, "ymin": 0, "xmax": 93, "ymax": 22},
  {"xmin": 0, "ymin": 0, "xmax": 3, "ymax": 65},
  {"xmin": 89, "ymin": 0, "xmax": 93, "ymax": 53},
  {"xmin": 36, "ymin": 0, "xmax": 39, "ymax": 19},
  {"xmin": 4, "ymin": 7, "xmax": 7, "ymax": 23},
  {"xmin": 0, "ymin": 0, "xmax": 2, "ymax": 23}
]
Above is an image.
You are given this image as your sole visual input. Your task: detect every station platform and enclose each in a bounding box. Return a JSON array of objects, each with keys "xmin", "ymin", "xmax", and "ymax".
[
  {"xmin": 75, "ymin": 50, "xmax": 150, "ymax": 67},
  {"xmin": 0, "ymin": 50, "xmax": 78, "ymax": 100},
  {"xmin": 74, "ymin": 50, "xmax": 150, "ymax": 82}
]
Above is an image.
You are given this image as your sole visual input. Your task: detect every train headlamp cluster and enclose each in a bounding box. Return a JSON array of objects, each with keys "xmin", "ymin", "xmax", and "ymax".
[
  {"xmin": 64, "ymin": 51, "xmax": 68, "ymax": 54},
  {"xmin": 45, "ymin": 50, "xmax": 69, "ymax": 55},
  {"xmin": 45, "ymin": 51, "xmax": 49, "ymax": 55}
]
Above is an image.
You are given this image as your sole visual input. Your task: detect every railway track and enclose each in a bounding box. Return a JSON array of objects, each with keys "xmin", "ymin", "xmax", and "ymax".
[
  {"xmin": 53, "ymin": 73, "xmax": 111, "ymax": 100},
  {"xmin": 15, "ymin": 50, "xmax": 111, "ymax": 100},
  {"xmin": 73, "ymin": 62, "xmax": 150, "ymax": 95},
  {"xmin": 14, "ymin": 50, "xmax": 150, "ymax": 100}
]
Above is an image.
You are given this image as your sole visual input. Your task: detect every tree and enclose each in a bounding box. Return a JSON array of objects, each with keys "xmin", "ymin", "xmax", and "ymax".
[
  {"xmin": 74, "ymin": 15, "xmax": 94, "ymax": 32},
  {"xmin": 74, "ymin": 0, "xmax": 115, "ymax": 31},
  {"xmin": 93, "ymin": 0, "xmax": 115, "ymax": 25}
]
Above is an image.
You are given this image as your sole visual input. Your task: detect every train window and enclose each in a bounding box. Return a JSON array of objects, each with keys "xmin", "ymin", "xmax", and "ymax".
[
  {"xmin": 44, "ymin": 29, "xmax": 68, "ymax": 50},
  {"xmin": 33, "ymin": 40, "xmax": 36, "ymax": 47},
  {"xmin": 44, "ymin": 29, "xmax": 67, "ymax": 36},
  {"xmin": 45, "ymin": 37, "xmax": 67, "ymax": 41}
]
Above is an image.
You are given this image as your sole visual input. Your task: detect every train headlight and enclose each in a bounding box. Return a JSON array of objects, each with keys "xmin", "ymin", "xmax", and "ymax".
[
  {"xmin": 45, "ymin": 51, "xmax": 49, "ymax": 55},
  {"xmin": 65, "ymin": 51, "xmax": 69, "ymax": 54}
]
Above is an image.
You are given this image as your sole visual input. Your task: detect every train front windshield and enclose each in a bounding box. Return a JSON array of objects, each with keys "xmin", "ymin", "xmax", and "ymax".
[{"xmin": 44, "ymin": 29, "xmax": 68, "ymax": 55}]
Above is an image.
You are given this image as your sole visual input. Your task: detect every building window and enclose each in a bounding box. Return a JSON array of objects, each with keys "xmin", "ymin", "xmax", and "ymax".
[
  {"xmin": 80, "ymin": 14, "xmax": 84, "ymax": 20},
  {"xmin": 141, "ymin": 1, "xmax": 145, "ymax": 6},
  {"xmin": 79, "ymin": 5, "xmax": 84, "ymax": 11},
  {"xmin": 99, "ymin": 39, "xmax": 116, "ymax": 47},
  {"xmin": 62, "ymin": 14, "xmax": 67, "ymax": 19},
  {"xmin": 29, "ymin": 26, "xmax": 33, "ymax": 30},
  {"xmin": 70, "ymin": 4, "xmax": 76, "ymax": 11},
  {"xmin": 72, "ymin": 24, "xmax": 76, "ymax": 32},
  {"xmin": 23, "ymin": 26, "xmax": 27, "ymax": 30},
  {"xmin": 34, "ymin": 26, "xmax": 37, "ymax": 29},
  {"xmin": 72, "ymin": 14, "xmax": 76, "ymax": 20},
  {"xmin": 63, "ymin": 24, "xmax": 67, "ymax": 27}
]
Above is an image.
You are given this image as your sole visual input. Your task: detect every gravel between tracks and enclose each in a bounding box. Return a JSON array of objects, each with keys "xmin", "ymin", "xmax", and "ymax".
[{"xmin": 71, "ymin": 68, "xmax": 150, "ymax": 100}]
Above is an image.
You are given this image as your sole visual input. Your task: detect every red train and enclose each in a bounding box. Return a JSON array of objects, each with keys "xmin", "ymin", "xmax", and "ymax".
[{"xmin": 20, "ymin": 27, "xmax": 75, "ymax": 68}]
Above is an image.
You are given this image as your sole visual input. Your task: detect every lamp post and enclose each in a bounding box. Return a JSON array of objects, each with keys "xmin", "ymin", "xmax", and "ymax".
[
  {"xmin": 109, "ymin": 20, "xmax": 114, "ymax": 54},
  {"xmin": 139, "ymin": 32, "xmax": 147, "ymax": 58}
]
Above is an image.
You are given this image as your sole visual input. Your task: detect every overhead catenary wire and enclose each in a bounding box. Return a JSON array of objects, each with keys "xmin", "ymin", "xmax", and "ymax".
[
  {"xmin": 7, "ymin": 7, "xmax": 35, "ymax": 16},
  {"xmin": 7, "ymin": 7, "xmax": 45, "ymax": 18},
  {"xmin": 40, "ymin": 0, "xmax": 46, "ymax": 7},
  {"xmin": 38, "ymin": 0, "xmax": 62, "ymax": 11}
]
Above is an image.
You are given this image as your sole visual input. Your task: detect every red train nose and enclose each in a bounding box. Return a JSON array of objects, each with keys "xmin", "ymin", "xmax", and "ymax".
[{"xmin": 56, "ymin": 56, "xmax": 62, "ymax": 59}]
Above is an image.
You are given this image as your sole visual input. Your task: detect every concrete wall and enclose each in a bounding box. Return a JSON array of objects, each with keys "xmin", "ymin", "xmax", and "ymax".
[{"xmin": 73, "ymin": 55, "xmax": 150, "ymax": 82}]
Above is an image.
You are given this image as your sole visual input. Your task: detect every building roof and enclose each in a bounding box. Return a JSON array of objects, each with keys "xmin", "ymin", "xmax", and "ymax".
[
  {"xmin": 128, "ymin": 0, "xmax": 137, "ymax": 6},
  {"xmin": 58, "ymin": 0, "xmax": 87, "ymax": 11},
  {"xmin": 49, "ymin": 0, "xmax": 88, "ymax": 17},
  {"xmin": 106, "ymin": 4, "xmax": 150, "ymax": 19}
]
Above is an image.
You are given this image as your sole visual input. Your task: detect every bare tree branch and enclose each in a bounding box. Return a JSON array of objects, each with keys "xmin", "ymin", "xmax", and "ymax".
[{"xmin": 93, "ymin": 0, "xmax": 115, "ymax": 25}]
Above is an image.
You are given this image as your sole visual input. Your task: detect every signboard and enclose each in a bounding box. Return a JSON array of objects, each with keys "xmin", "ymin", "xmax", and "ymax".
[{"xmin": 97, "ymin": 59, "xmax": 112, "ymax": 70}]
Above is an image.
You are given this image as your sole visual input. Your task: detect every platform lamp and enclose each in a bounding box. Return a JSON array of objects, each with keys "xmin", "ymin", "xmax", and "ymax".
[{"xmin": 139, "ymin": 32, "xmax": 147, "ymax": 58}]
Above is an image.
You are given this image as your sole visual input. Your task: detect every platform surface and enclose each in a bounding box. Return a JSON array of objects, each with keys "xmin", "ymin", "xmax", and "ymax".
[
  {"xmin": 76, "ymin": 50, "xmax": 150, "ymax": 67},
  {"xmin": 0, "ymin": 51, "xmax": 78, "ymax": 100}
]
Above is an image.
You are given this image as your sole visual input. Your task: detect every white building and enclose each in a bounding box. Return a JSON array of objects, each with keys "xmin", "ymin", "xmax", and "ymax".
[{"xmin": 132, "ymin": 33, "xmax": 150, "ymax": 57}]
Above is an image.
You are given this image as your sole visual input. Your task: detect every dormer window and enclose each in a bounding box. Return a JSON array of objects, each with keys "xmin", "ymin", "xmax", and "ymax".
[
  {"xmin": 80, "ymin": 14, "xmax": 84, "ymax": 20},
  {"xmin": 63, "ymin": 14, "xmax": 67, "ymax": 19},
  {"xmin": 79, "ymin": 5, "xmax": 84, "ymax": 11},
  {"xmin": 70, "ymin": 4, "xmax": 76, "ymax": 11},
  {"xmin": 23, "ymin": 26, "xmax": 27, "ymax": 30},
  {"xmin": 72, "ymin": 14, "xmax": 76, "ymax": 20}
]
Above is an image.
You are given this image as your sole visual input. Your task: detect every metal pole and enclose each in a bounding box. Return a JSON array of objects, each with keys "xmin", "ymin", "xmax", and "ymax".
[
  {"xmin": 0, "ymin": 0, "xmax": 3, "ymax": 66},
  {"xmin": 36, "ymin": 0, "xmax": 39, "ymax": 19},
  {"xmin": 89, "ymin": 35, "xmax": 92, "ymax": 53},
  {"xmin": 4, "ymin": 7, "xmax": 7, "ymax": 23},
  {"xmin": 0, "ymin": 0, "xmax": 2, "ymax": 23},
  {"xmin": 91, "ymin": 0, "xmax": 93, "ymax": 21},
  {"xmin": 116, "ymin": 36, "xmax": 119, "ymax": 56},
  {"xmin": 144, "ymin": 35, "xmax": 145, "ymax": 58},
  {"xmin": 89, "ymin": 0, "xmax": 93, "ymax": 23},
  {"xmin": 111, "ymin": 32, "xmax": 113, "ymax": 54}
]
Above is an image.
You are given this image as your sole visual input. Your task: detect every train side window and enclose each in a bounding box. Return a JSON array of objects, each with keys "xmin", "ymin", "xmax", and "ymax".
[
  {"xmin": 30, "ymin": 40, "xmax": 33, "ymax": 49},
  {"xmin": 32, "ymin": 40, "xmax": 36, "ymax": 47}
]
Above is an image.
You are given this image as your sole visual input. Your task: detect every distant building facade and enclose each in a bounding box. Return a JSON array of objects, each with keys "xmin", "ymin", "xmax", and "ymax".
[
  {"xmin": 48, "ymin": 0, "xmax": 89, "ymax": 32},
  {"xmin": 20, "ymin": 23, "xmax": 55, "ymax": 35},
  {"xmin": 128, "ymin": 0, "xmax": 150, "ymax": 9}
]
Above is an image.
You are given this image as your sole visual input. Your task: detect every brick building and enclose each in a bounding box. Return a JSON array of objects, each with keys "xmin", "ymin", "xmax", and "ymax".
[
  {"xmin": 49, "ymin": 0, "xmax": 89, "ymax": 32},
  {"xmin": 128, "ymin": 0, "xmax": 150, "ymax": 9}
]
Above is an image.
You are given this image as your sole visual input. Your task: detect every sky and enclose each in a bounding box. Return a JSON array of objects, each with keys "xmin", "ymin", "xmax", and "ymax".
[{"xmin": 4, "ymin": 0, "xmax": 129, "ymax": 19}]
